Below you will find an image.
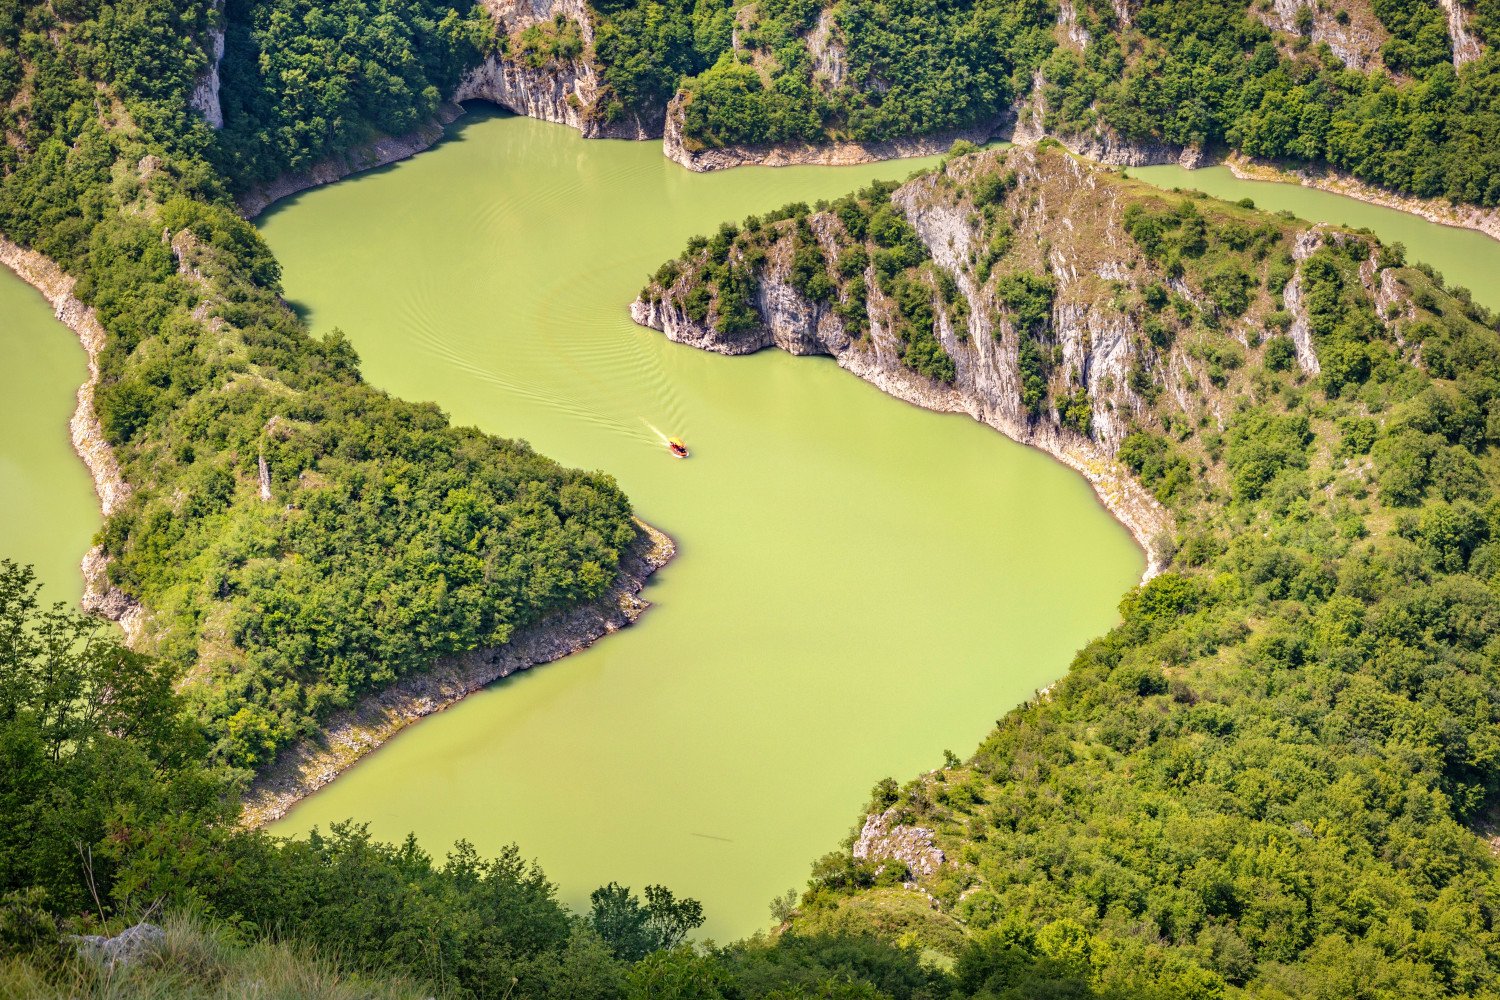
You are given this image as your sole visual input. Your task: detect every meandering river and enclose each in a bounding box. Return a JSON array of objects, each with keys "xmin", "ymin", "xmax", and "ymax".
[
  {"xmin": 254, "ymin": 108, "xmax": 1141, "ymax": 937},
  {"xmin": 4, "ymin": 107, "xmax": 1497, "ymax": 939}
]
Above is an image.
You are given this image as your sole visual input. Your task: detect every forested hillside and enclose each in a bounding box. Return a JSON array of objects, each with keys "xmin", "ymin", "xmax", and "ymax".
[
  {"xmin": 214, "ymin": 0, "xmax": 493, "ymax": 185},
  {"xmin": 430, "ymin": 0, "xmax": 1500, "ymax": 209},
  {"xmin": 5, "ymin": 0, "xmax": 1500, "ymax": 992},
  {"xmin": 670, "ymin": 0, "xmax": 1500, "ymax": 206},
  {"xmin": 0, "ymin": 0, "xmax": 640, "ymax": 770},
  {"xmin": 636, "ymin": 142, "xmax": 1500, "ymax": 995},
  {"xmin": 192, "ymin": 0, "xmax": 1500, "ymax": 212}
]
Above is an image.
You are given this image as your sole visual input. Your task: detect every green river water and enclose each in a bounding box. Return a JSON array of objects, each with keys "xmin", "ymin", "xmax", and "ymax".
[
  {"xmin": 0, "ymin": 269, "xmax": 99, "ymax": 607},
  {"xmin": 3, "ymin": 107, "xmax": 1496, "ymax": 938}
]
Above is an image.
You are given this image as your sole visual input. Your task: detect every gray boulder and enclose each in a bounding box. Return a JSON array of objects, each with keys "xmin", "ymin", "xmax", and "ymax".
[{"xmin": 73, "ymin": 922, "xmax": 165, "ymax": 970}]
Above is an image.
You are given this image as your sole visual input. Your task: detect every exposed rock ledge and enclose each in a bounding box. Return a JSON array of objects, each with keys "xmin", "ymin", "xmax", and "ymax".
[
  {"xmin": 854, "ymin": 808, "xmax": 944, "ymax": 879},
  {"xmin": 240, "ymin": 519, "xmax": 675, "ymax": 828},
  {"xmin": 1224, "ymin": 152, "xmax": 1500, "ymax": 243},
  {"xmin": 0, "ymin": 237, "xmax": 145, "ymax": 641},
  {"xmin": 188, "ymin": 0, "xmax": 225, "ymax": 129},
  {"xmin": 238, "ymin": 104, "xmax": 466, "ymax": 218}
]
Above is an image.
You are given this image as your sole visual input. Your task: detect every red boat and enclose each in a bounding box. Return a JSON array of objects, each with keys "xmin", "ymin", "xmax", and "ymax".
[{"xmin": 668, "ymin": 436, "xmax": 689, "ymax": 459}]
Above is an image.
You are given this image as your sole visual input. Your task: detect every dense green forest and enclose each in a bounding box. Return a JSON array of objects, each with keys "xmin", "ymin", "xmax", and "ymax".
[
  {"xmin": 653, "ymin": 0, "xmax": 1500, "ymax": 209},
  {"xmin": 215, "ymin": 0, "xmax": 493, "ymax": 185},
  {"xmin": 0, "ymin": 0, "xmax": 639, "ymax": 770},
  {"xmin": 639, "ymin": 143, "xmax": 1500, "ymax": 995},
  {"xmin": 196, "ymin": 0, "xmax": 1500, "ymax": 213}
]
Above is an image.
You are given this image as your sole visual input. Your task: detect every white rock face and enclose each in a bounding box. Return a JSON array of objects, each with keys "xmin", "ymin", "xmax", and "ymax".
[
  {"xmin": 1284, "ymin": 228, "xmax": 1324, "ymax": 377},
  {"xmin": 458, "ymin": 0, "xmax": 659, "ymax": 138},
  {"xmin": 1438, "ymin": 0, "xmax": 1483, "ymax": 65},
  {"xmin": 1058, "ymin": 0, "xmax": 1091, "ymax": 48},
  {"xmin": 853, "ymin": 808, "xmax": 945, "ymax": 878},
  {"xmin": 1257, "ymin": 0, "xmax": 1388, "ymax": 71},
  {"xmin": 455, "ymin": 55, "xmax": 656, "ymax": 139},
  {"xmin": 189, "ymin": 1, "xmax": 225, "ymax": 128},
  {"xmin": 808, "ymin": 10, "xmax": 848, "ymax": 88}
]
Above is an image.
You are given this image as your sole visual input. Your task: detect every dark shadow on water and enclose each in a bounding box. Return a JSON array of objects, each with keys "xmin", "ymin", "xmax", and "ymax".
[{"xmin": 255, "ymin": 102, "xmax": 518, "ymax": 228}]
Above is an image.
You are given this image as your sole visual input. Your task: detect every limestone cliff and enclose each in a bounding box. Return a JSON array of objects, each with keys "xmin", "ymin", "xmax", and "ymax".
[
  {"xmin": 458, "ymin": 0, "xmax": 659, "ymax": 139},
  {"xmin": 631, "ymin": 145, "xmax": 1426, "ymax": 578},
  {"xmin": 189, "ymin": 0, "xmax": 225, "ymax": 129},
  {"xmin": 1439, "ymin": 0, "xmax": 1484, "ymax": 65},
  {"xmin": 1254, "ymin": 0, "xmax": 1390, "ymax": 72}
]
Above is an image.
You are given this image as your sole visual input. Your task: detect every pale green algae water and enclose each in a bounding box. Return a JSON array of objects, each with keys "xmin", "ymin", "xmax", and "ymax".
[
  {"xmin": 5, "ymin": 107, "xmax": 1498, "ymax": 939},
  {"xmin": 258, "ymin": 108, "xmax": 1142, "ymax": 938},
  {"xmin": 0, "ymin": 272, "xmax": 98, "ymax": 606}
]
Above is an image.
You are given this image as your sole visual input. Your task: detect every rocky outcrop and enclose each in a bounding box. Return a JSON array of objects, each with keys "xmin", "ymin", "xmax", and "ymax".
[
  {"xmin": 1058, "ymin": 0, "xmax": 1091, "ymax": 49},
  {"xmin": 808, "ymin": 10, "xmax": 848, "ymax": 88},
  {"xmin": 0, "ymin": 237, "xmax": 145, "ymax": 640},
  {"xmin": 1256, "ymin": 0, "xmax": 1388, "ymax": 71},
  {"xmin": 854, "ymin": 808, "xmax": 945, "ymax": 879},
  {"xmin": 241, "ymin": 520, "xmax": 675, "ymax": 827},
  {"xmin": 73, "ymin": 923, "xmax": 165, "ymax": 970},
  {"xmin": 634, "ymin": 150, "xmax": 1178, "ymax": 578},
  {"xmin": 456, "ymin": 55, "xmax": 656, "ymax": 139},
  {"xmin": 189, "ymin": 0, "xmax": 225, "ymax": 128},
  {"xmin": 457, "ymin": 0, "xmax": 661, "ymax": 138},
  {"xmin": 1284, "ymin": 228, "xmax": 1324, "ymax": 377},
  {"xmin": 1439, "ymin": 0, "xmax": 1483, "ymax": 66}
]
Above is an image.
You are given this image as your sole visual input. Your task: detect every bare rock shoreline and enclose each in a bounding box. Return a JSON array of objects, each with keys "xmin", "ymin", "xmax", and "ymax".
[
  {"xmin": 240, "ymin": 520, "xmax": 675, "ymax": 828},
  {"xmin": 1222, "ymin": 152, "xmax": 1500, "ymax": 243}
]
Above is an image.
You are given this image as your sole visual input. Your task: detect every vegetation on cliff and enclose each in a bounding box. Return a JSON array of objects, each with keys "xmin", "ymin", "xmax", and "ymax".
[
  {"xmin": 638, "ymin": 143, "xmax": 1500, "ymax": 995},
  {"xmin": 5, "ymin": 0, "xmax": 1500, "ymax": 992},
  {"xmin": 0, "ymin": 0, "xmax": 639, "ymax": 770}
]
